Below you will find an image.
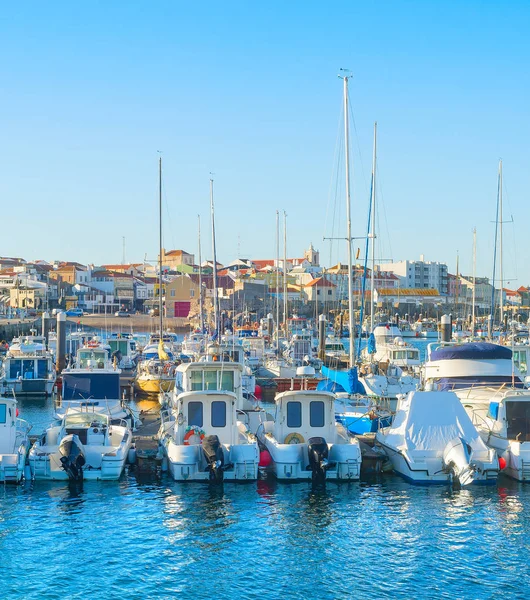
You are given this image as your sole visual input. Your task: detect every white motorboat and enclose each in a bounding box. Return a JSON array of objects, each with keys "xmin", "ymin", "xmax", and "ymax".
[
  {"xmin": 0, "ymin": 396, "xmax": 31, "ymax": 483},
  {"xmin": 29, "ymin": 410, "xmax": 132, "ymax": 481},
  {"xmin": 376, "ymin": 390, "xmax": 499, "ymax": 485},
  {"xmin": 361, "ymin": 323, "xmax": 421, "ymax": 373},
  {"xmin": 0, "ymin": 334, "xmax": 56, "ymax": 397},
  {"xmin": 57, "ymin": 344, "xmax": 139, "ymax": 429},
  {"xmin": 257, "ymin": 390, "xmax": 362, "ymax": 481},
  {"xmin": 159, "ymin": 390, "xmax": 259, "ymax": 482}
]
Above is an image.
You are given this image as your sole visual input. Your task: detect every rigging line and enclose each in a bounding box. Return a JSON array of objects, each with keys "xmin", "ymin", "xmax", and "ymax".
[
  {"xmin": 329, "ymin": 140, "xmax": 344, "ymax": 267},
  {"xmin": 357, "ymin": 176, "xmax": 374, "ymax": 357},
  {"xmin": 347, "ymin": 95, "xmax": 369, "ymax": 197},
  {"xmin": 375, "ymin": 162, "xmax": 393, "ymax": 264},
  {"xmin": 323, "ymin": 96, "xmax": 348, "ymax": 249},
  {"xmin": 501, "ymin": 178, "xmax": 518, "ymax": 285}
]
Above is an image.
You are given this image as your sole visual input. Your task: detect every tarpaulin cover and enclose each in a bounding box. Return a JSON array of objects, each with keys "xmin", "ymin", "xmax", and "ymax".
[
  {"xmin": 318, "ymin": 365, "xmax": 366, "ymax": 395},
  {"xmin": 378, "ymin": 390, "xmax": 490, "ymax": 458},
  {"xmin": 430, "ymin": 342, "xmax": 512, "ymax": 361}
]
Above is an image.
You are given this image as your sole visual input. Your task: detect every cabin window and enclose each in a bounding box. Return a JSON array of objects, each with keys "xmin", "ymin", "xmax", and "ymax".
[
  {"xmin": 188, "ymin": 401, "xmax": 203, "ymax": 427},
  {"xmin": 204, "ymin": 370, "xmax": 218, "ymax": 390},
  {"xmin": 286, "ymin": 401, "xmax": 302, "ymax": 428},
  {"xmin": 506, "ymin": 401, "xmax": 530, "ymax": 442},
  {"xmin": 0, "ymin": 404, "xmax": 6, "ymax": 423},
  {"xmin": 37, "ymin": 360, "xmax": 48, "ymax": 379},
  {"xmin": 211, "ymin": 401, "xmax": 227, "ymax": 427},
  {"xmin": 310, "ymin": 401, "xmax": 325, "ymax": 427},
  {"xmin": 220, "ymin": 371, "xmax": 234, "ymax": 391},
  {"xmin": 190, "ymin": 371, "xmax": 203, "ymax": 391},
  {"xmin": 9, "ymin": 360, "xmax": 22, "ymax": 379}
]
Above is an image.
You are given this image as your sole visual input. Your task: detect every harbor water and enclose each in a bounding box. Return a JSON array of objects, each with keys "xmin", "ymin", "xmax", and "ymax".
[{"xmin": 1, "ymin": 464, "xmax": 530, "ymax": 599}]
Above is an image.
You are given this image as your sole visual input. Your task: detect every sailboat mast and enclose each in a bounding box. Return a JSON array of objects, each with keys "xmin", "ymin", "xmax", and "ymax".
[
  {"xmin": 198, "ymin": 215, "xmax": 204, "ymax": 332},
  {"xmin": 472, "ymin": 227, "xmax": 476, "ymax": 338},
  {"xmin": 455, "ymin": 252, "xmax": 459, "ymax": 318},
  {"xmin": 210, "ymin": 177, "xmax": 219, "ymax": 333},
  {"xmin": 283, "ymin": 211, "xmax": 288, "ymax": 327},
  {"xmin": 342, "ymin": 72, "xmax": 355, "ymax": 367},
  {"xmin": 499, "ymin": 159, "xmax": 504, "ymax": 325},
  {"xmin": 158, "ymin": 156, "xmax": 163, "ymax": 336},
  {"xmin": 490, "ymin": 161, "xmax": 502, "ymax": 338},
  {"xmin": 276, "ymin": 210, "xmax": 280, "ymax": 338},
  {"xmin": 370, "ymin": 121, "xmax": 377, "ymax": 333}
]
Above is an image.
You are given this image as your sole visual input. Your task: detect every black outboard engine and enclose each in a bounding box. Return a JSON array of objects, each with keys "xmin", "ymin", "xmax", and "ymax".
[
  {"xmin": 307, "ymin": 437, "xmax": 330, "ymax": 482},
  {"xmin": 202, "ymin": 435, "xmax": 225, "ymax": 483},
  {"xmin": 59, "ymin": 434, "xmax": 86, "ymax": 481}
]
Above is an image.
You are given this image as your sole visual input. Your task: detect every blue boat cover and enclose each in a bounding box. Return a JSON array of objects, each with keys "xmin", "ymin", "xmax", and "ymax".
[
  {"xmin": 437, "ymin": 375, "xmax": 524, "ymax": 391},
  {"xmin": 318, "ymin": 365, "xmax": 366, "ymax": 395},
  {"xmin": 367, "ymin": 333, "xmax": 377, "ymax": 354},
  {"xmin": 430, "ymin": 342, "xmax": 512, "ymax": 361}
]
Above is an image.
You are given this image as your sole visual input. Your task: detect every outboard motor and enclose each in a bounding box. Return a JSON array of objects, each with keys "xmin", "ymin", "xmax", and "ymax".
[
  {"xmin": 202, "ymin": 435, "xmax": 225, "ymax": 483},
  {"xmin": 59, "ymin": 434, "xmax": 86, "ymax": 481},
  {"xmin": 307, "ymin": 437, "xmax": 331, "ymax": 482},
  {"xmin": 442, "ymin": 437, "xmax": 475, "ymax": 487}
]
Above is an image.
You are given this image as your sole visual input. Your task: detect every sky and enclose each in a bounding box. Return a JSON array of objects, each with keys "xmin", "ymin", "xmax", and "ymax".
[{"xmin": 1, "ymin": 1, "xmax": 529, "ymax": 286}]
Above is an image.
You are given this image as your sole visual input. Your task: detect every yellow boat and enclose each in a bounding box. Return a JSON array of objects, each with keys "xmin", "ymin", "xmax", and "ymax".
[{"xmin": 134, "ymin": 358, "xmax": 176, "ymax": 396}]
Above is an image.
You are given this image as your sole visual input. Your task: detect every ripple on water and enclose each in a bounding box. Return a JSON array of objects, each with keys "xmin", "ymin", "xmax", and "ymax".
[{"xmin": 1, "ymin": 470, "xmax": 530, "ymax": 599}]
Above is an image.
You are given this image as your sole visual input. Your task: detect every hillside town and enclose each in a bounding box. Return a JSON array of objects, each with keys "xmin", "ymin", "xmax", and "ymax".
[{"xmin": 1, "ymin": 244, "xmax": 527, "ymax": 325}]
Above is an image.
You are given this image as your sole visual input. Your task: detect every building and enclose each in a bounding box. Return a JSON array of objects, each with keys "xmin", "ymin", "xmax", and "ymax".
[
  {"xmin": 377, "ymin": 257, "xmax": 448, "ymax": 294},
  {"xmin": 304, "ymin": 277, "xmax": 337, "ymax": 304},
  {"xmin": 160, "ymin": 249, "xmax": 195, "ymax": 271}
]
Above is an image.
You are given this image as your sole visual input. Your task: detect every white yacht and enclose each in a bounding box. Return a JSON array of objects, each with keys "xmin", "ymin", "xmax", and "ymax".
[
  {"xmin": 257, "ymin": 390, "xmax": 362, "ymax": 481},
  {"xmin": 0, "ymin": 396, "xmax": 31, "ymax": 483},
  {"xmin": 29, "ymin": 410, "xmax": 132, "ymax": 481},
  {"xmin": 1, "ymin": 334, "xmax": 56, "ymax": 397},
  {"xmin": 376, "ymin": 391, "xmax": 499, "ymax": 485},
  {"xmin": 361, "ymin": 323, "xmax": 421, "ymax": 372}
]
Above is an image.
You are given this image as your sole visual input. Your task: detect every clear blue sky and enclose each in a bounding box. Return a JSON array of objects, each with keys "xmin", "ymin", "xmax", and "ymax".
[{"xmin": 1, "ymin": 1, "xmax": 529, "ymax": 286}]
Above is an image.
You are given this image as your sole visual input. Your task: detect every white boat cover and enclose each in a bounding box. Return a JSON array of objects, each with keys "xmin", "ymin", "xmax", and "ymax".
[{"xmin": 382, "ymin": 391, "xmax": 489, "ymax": 457}]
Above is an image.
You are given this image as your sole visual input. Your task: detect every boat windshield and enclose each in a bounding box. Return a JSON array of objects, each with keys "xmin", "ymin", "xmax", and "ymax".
[
  {"xmin": 109, "ymin": 340, "xmax": 129, "ymax": 355},
  {"xmin": 190, "ymin": 369, "xmax": 234, "ymax": 392},
  {"xmin": 64, "ymin": 412, "xmax": 109, "ymax": 427},
  {"xmin": 506, "ymin": 401, "xmax": 530, "ymax": 442},
  {"xmin": 78, "ymin": 350, "xmax": 107, "ymax": 368}
]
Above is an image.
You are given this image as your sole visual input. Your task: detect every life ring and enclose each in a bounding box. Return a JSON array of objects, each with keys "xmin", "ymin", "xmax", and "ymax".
[
  {"xmin": 253, "ymin": 322, "xmax": 259, "ymax": 330},
  {"xmin": 163, "ymin": 362, "xmax": 172, "ymax": 374},
  {"xmin": 183, "ymin": 426, "xmax": 205, "ymax": 445},
  {"xmin": 284, "ymin": 432, "xmax": 305, "ymax": 445}
]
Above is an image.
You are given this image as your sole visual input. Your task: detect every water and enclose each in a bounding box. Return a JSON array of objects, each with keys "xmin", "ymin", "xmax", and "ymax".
[{"xmin": 1, "ymin": 472, "xmax": 530, "ymax": 599}]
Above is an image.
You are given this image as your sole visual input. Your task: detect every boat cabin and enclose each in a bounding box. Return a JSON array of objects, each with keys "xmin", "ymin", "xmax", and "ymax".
[
  {"xmin": 488, "ymin": 394, "xmax": 530, "ymax": 442},
  {"xmin": 171, "ymin": 391, "xmax": 241, "ymax": 446},
  {"xmin": 269, "ymin": 390, "xmax": 339, "ymax": 445},
  {"xmin": 0, "ymin": 397, "xmax": 19, "ymax": 454},
  {"xmin": 175, "ymin": 360, "xmax": 243, "ymax": 395}
]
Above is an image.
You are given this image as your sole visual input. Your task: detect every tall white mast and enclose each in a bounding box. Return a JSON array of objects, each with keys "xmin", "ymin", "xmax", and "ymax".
[
  {"xmin": 370, "ymin": 121, "xmax": 377, "ymax": 333},
  {"xmin": 158, "ymin": 155, "xmax": 163, "ymax": 336},
  {"xmin": 210, "ymin": 177, "xmax": 219, "ymax": 333},
  {"xmin": 472, "ymin": 227, "xmax": 476, "ymax": 338},
  {"xmin": 275, "ymin": 210, "xmax": 280, "ymax": 338},
  {"xmin": 283, "ymin": 210, "xmax": 288, "ymax": 327},
  {"xmin": 198, "ymin": 215, "xmax": 204, "ymax": 332},
  {"xmin": 499, "ymin": 159, "xmax": 504, "ymax": 325},
  {"xmin": 340, "ymin": 70, "xmax": 355, "ymax": 368}
]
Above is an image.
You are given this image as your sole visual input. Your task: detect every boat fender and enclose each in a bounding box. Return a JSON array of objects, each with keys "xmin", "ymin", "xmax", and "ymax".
[
  {"xmin": 183, "ymin": 426, "xmax": 205, "ymax": 445},
  {"xmin": 284, "ymin": 432, "xmax": 305, "ymax": 445}
]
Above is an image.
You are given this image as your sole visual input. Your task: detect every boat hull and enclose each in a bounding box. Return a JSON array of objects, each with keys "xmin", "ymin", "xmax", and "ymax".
[{"xmin": 134, "ymin": 377, "xmax": 175, "ymax": 395}]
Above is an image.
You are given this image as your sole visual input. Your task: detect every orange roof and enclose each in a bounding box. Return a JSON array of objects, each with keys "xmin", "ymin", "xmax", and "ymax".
[{"xmin": 305, "ymin": 277, "xmax": 336, "ymax": 288}]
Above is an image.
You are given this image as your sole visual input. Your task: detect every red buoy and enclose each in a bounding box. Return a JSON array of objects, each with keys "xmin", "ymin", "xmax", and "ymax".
[
  {"xmin": 499, "ymin": 456, "xmax": 507, "ymax": 470},
  {"xmin": 259, "ymin": 450, "xmax": 272, "ymax": 468},
  {"xmin": 254, "ymin": 384, "xmax": 262, "ymax": 400},
  {"xmin": 16, "ymin": 408, "xmax": 19, "ymax": 417}
]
